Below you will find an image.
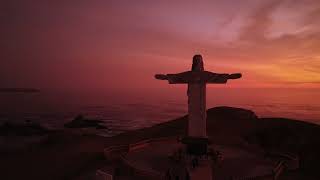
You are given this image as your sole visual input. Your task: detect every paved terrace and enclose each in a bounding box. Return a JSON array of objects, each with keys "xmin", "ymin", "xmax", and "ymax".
[
  {"xmin": 124, "ymin": 139, "xmax": 275, "ymax": 179},
  {"xmin": 211, "ymin": 144, "xmax": 274, "ymax": 179}
]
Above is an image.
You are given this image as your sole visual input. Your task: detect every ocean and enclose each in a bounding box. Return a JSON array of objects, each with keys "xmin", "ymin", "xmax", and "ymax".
[{"xmin": 0, "ymin": 88, "xmax": 319, "ymax": 137}]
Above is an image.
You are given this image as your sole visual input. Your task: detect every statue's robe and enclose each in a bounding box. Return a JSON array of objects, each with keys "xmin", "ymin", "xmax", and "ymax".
[{"xmin": 166, "ymin": 71, "xmax": 229, "ymax": 137}]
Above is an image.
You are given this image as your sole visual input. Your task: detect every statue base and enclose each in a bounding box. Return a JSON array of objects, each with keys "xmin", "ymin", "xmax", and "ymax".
[{"xmin": 181, "ymin": 136, "xmax": 209, "ymax": 156}]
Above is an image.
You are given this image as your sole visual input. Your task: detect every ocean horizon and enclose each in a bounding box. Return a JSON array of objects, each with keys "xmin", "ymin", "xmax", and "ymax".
[{"xmin": 0, "ymin": 87, "xmax": 319, "ymax": 136}]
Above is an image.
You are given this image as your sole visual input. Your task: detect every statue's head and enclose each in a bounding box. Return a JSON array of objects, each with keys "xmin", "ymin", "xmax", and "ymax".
[{"xmin": 192, "ymin": 54, "xmax": 204, "ymax": 71}]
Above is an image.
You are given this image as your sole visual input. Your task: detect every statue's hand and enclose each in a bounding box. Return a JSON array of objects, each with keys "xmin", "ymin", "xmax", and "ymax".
[
  {"xmin": 155, "ymin": 74, "xmax": 168, "ymax": 80},
  {"xmin": 229, "ymin": 73, "xmax": 242, "ymax": 79}
]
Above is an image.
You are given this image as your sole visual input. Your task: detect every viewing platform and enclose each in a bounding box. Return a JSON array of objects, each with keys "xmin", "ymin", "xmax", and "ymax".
[{"xmin": 97, "ymin": 136, "xmax": 299, "ymax": 180}]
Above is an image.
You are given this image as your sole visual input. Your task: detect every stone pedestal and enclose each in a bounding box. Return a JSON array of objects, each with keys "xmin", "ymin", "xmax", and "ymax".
[{"xmin": 182, "ymin": 137, "xmax": 209, "ymax": 155}]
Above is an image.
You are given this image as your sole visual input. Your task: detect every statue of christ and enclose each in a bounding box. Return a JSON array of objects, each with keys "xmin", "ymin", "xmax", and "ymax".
[{"xmin": 155, "ymin": 54, "xmax": 241, "ymax": 139}]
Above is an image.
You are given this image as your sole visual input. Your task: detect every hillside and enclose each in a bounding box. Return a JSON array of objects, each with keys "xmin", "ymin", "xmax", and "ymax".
[{"xmin": 0, "ymin": 106, "xmax": 319, "ymax": 179}]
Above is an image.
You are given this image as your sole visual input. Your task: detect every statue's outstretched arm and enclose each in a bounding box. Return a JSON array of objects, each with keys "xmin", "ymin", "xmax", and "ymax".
[
  {"xmin": 205, "ymin": 71, "xmax": 229, "ymax": 83},
  {"xmin": 204, "ymin": 71, "xmax": 241, "ymax": 83},
  {"xmin": 228, "ymin": 73, "xmax": 242, "ymax": 79},
  {"xmin": 155, "ymin": 71, "xmax": 191, "ymax": 84},
  {"xmin": 155, "ymin": 74, "xmax": 168, "ymax": 80}
]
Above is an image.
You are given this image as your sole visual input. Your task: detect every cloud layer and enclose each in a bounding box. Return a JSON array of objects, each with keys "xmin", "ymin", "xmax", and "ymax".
[{"xmin": 1, "ymin": 0, "xmax": 320, "ymax": 89}]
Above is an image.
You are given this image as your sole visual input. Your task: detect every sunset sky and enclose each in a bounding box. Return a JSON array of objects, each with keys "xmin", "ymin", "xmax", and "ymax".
[{"xmin": 2, "ymin": 0, "xmax": 320, "ymax": 90}]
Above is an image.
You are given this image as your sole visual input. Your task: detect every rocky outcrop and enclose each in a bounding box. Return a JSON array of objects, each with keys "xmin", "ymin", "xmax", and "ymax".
[
  {"xmin": 206, "ymin": 106, "xmax": 259, "ymax": 137},
  {"xmin": 207, "ymin": 106, "xmax": 258, "ymax": 120},
  {"xmin": 64, "ymin": 115, "xmax": 107, "ymax": 129}
]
